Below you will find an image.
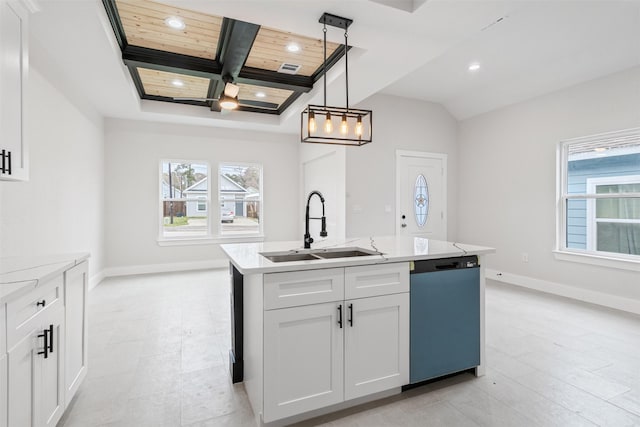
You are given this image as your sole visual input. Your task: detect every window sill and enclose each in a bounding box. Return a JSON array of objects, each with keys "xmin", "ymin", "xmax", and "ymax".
[
  {"xmin": 157, "ymin": 235, "xmax": 265, "ymax": 247},
  {"xmin": 553, "ymin": 249, "xmax": 640, "ymax": 272}
]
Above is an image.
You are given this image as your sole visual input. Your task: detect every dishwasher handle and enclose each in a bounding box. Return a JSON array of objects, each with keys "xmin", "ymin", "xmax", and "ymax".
[
  {"xmin": 411, "ymin": 255, "xmax": 479, "ymax": 274},
  {"xmin": 435, "ymin": 262, "xmax": 459, "ymax": 270}
]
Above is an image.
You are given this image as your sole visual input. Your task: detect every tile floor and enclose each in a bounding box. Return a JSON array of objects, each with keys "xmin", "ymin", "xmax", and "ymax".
[{"xmin": 59, "ymin": 269, "xmax": 640, "ymax": 427}]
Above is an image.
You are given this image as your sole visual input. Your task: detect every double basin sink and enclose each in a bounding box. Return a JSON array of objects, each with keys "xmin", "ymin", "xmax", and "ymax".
[{"xmin": 261, "ymin": 247, "xmax": 382, "ymax": 263}]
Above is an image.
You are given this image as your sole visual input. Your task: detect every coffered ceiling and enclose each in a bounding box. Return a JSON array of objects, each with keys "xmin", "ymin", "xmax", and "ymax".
[{"xmin": 103, "ymin": 0, "xmax": 342, "ymax": 115}]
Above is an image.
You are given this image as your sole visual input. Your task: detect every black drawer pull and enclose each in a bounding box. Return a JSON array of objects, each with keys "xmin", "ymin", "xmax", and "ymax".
[
  {"xmin": 337, "ymin": 304, "xmax": 343, "ymax": 328},
  {"xmin": 36, "ymin": 300, "xmax": 46, "ymax": 307}
]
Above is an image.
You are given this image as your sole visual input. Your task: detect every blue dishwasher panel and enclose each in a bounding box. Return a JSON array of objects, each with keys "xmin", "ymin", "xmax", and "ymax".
[{"xmin": 410, "ymin": 267, "xmax": 480, "ymax": 383}]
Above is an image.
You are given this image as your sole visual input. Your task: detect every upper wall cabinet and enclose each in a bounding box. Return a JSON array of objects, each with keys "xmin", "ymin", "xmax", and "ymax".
[{"xmin": 0, "ymin": 0, "xmax": 29, "ymax": 181}]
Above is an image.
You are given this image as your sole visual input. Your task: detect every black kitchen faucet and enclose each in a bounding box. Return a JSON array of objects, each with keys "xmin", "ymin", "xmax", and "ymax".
[{"xmin": 304, "ymin": 191, "xmax": 328, "ymax": 249}]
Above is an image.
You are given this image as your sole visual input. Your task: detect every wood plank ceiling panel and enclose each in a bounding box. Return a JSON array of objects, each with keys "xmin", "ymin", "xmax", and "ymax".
[
  {"xmin": 245, "ymin": 27, "xmax": 340, "ymax": 77},
  {"xmin": 137, "ymin": 68, "xmax": 210, "ymax": 98},
  {"xmin": 116, "ymin": 0, "xmax": 222, "ymax": 60},
  {"xmin": 238, "ymin": 84, "xmax": 293, "ymax": 109}
]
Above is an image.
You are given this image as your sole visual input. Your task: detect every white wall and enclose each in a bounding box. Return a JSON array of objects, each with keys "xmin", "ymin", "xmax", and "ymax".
[
  {"xmin": 0, "ymin": 68, "xmax": 105, "ymax": 282},
  {"xmin": 346, "ymin": 94, "xmax": 459, "ymax": 239},
  {"xmin": 104, "ymin": 119, "xmax": 299, "ymax": 271},
  {"xmin": 300, "ymin": 144, "xmax": 346, "ymax": 242},
  {"xmin": 458, "ymin": 66, "xmax": 640, "ymax": 305}
]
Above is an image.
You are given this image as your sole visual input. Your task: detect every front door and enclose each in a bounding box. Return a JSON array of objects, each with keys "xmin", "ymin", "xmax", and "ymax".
[{"xmin": 396, "ymin": 151, "xmax": 447, "ymax": 239}]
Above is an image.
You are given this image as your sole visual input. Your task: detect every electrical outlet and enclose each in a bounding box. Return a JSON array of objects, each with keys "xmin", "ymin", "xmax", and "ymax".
[{"xmin": 521, "ymin": 252, "xmax": 529, "ymax": 263}]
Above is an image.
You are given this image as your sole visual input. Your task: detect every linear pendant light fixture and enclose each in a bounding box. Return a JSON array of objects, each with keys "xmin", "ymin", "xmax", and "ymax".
[{"xmin": 301, "ymin": 13, "xmax": 372, "ymax": 146}]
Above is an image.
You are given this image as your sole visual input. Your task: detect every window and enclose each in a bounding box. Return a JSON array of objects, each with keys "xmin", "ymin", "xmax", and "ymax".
[
  {"xmin": 160, "ymin": 161, "xmax": 210, "ymax": 239},
  {"xmin": 557, "ymin": 128, "xmax": 640, "ymax": 264},
  {"xmin": 197, "ymin": 197, "xmax": 207, "ymax": 212},
  {"xmin": 219, "ymin": 163, "xmax": 263, "ymax": 236}
]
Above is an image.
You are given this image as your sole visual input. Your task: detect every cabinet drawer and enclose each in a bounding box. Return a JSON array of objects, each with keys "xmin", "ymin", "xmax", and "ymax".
[
  {"xmin": 345, "ymin": 263, "xmax": 409, "ymax": 299},
  {"xmin": 6, "ymin": 275, "xmax": 62, "ymax": 349},
  {"xmin": 264, "ymin": 268, "xmax": 344, "ymax": 310}
]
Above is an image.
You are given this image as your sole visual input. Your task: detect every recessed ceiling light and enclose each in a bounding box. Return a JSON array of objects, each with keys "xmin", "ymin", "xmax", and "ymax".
[
  {"xmin": 468, "ymin": 62, "xmax": 481, "ymax": 72},
  {"xmin": 255, "ymin": 92, "xmax": 266, "ymax": 98},
  {"xmin": 286, "ymin": 43, "xmax": 301, "ymax": 53},
  {"xmin": 171, "ymin": 79, "xmax": 184, "ymax": 87},
  {"xmin": 594, "ymin": 147, "xmax": 607, "ymax": 152},
  {"xmin": 164, "ymin": 16, "xmax": 186, "ymax": 30}
]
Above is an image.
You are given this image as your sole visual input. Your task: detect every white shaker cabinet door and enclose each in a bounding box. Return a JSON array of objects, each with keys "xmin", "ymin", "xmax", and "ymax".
[
  {"xmin": 263, "ymin": 302, "xmax": 344, "ymax": 423},
  {"xmin": 0, "ymin": 354, "xmax": 6, "ymax": 427},
  {"xmin": 36, "ymin": 307, "xmax": 65, "ymax": 427},
  {"xmin": 64, "ymin": 261, "xmax": 88, "ymax": 405},
  {"xmin": 344, "ymin": 293, "xmax": 409, "ymax": 400},
  {"xmin": 8, "ymin": 331, "xmax": 37, "ymax": 427},
  {"xmin": 0, "ymin": 0, "xmax": 28, "ymax": 181}
]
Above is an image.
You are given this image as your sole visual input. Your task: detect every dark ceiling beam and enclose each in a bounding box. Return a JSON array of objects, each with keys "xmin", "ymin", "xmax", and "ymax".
[
  {"xmin": 122, "ymin": 46, "xmax": 223, "ymax": 80},
  {"xmin": 236, "ymin": 68, "xmax": 313, "ymax": 93},
  {"xmin": 102, "ymin": 0, "xmax": 127, "ymax": 50},
  {"xmin": 218, "ymin": 19, "xmax": 260, "ymax": 79}
]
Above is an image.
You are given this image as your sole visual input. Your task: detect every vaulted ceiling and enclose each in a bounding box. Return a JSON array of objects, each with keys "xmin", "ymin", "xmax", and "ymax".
[{"xmin": 28, "ymin": 1, "xmax": 640, "ymax": 133}]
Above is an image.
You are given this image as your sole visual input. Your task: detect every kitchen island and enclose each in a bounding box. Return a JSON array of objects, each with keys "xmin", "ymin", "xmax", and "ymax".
[{"xmin": 221, "ymin": 236, "xmax": 494, "ymax": 426}]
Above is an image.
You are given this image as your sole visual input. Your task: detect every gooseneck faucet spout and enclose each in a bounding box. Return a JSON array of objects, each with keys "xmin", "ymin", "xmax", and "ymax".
[{"xmin": 304, "ymin": 191, "xmax": 328, "ymax": 249}]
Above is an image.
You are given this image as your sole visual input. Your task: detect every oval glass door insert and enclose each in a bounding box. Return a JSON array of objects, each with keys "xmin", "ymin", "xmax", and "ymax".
[{"xmin": 414, "ymin": 174, "xmax": 429, "ymax": 228}]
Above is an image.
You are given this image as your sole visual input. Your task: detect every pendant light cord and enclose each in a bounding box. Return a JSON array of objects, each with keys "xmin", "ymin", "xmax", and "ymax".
[
  {"xmin": 344, "ymin": 30, "xmax": 349, "ymax": 110},
  {"xmin": 323, "ymin": 23, "xmax": 327, "ymax": 108}
]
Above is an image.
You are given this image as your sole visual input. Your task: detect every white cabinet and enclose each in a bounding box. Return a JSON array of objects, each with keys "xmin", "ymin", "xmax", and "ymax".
[
  {"xmin": 35, "ymin": 307, "xmax": 65, "ymax": 427},
  {"xmin": 263, "ymin": 302, "xmax": 344, "ymax": 422},
  {"xmin": 0, "ymin": 0, "xmax": 29, "ymax": 181},
  {"xmin": 344, "ymin": 293, "xmax": 409, "ymax": 400},
  {"xmin": 0, "ymin": 354, "xmax": 6, "ymax": 427},
  {"xmin": 64, "ymin": 261, "xmax": 88, "ymax": 405},
  {"xmin": 3, "ymin": 258, "xmax": 87, "ymax": 427},
  {"xmin": 261, "ymin": 263, "xmax": 409, "ymax": 423},
  {"xmin": 8, "ymin": 305, "xmax": 65, "ymax": 427}
]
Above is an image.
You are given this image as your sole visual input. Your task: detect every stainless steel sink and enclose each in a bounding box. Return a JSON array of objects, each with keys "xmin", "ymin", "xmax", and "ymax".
[
  {"xmin": 261, "ymin": 247, "xmax": 382, "ymax": 263},
  {"xmin": 262, "ymin": 253, "xmax": 322, "ymax": 263}
]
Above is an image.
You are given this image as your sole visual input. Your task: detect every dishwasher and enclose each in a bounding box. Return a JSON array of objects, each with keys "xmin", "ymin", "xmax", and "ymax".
[{"xmin": 409, "ymin": 255, "xmax": 480, "ymax": 384}]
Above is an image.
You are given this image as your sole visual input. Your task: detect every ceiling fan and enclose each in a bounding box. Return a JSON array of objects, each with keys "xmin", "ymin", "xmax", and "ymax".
[{"xmin": 174, "ymin": 81, "xmax": 241, "ymax": 110}]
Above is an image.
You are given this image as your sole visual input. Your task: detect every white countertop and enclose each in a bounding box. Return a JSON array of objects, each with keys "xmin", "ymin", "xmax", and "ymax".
[
  {"xmin": 221, "ymin": 236, "xmax": 495, "ymax": 274},
  {"xmin": 0, "ymin": 253, "xmax": 90, "ymax": 302}
]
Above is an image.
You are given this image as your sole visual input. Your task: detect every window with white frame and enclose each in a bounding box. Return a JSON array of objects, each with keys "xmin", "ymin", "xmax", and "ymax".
[
  {"xmin": 219, "ymin": 163, "xmax": 263, "ymax": 236},
  {"xmin": 160, "ymin": 161, "xmax": 210, "ymax": 239},
  {"xmin": 558, "ymin": 128, "xmax": 640, "ymax": 261}
]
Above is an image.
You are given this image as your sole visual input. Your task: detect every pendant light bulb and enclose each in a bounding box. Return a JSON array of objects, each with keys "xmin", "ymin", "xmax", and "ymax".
[
  {"xmin": 308, "ymin": 111, "xmax": 317, "ymax": 133},
  {"xmin": 324, "ymin": 112, "xmax": 333, "ymax": 133},
  {"xmin": 340, "ymin": 114, "xmax": 348, "ymax": 135},
  {"xmin": 355, "ymin": 115, "xmax": 363, "ymax": 137}
]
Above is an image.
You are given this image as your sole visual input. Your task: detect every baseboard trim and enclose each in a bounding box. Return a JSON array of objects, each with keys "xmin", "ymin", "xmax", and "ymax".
[
  {"xmin": 88, "ymin": 270, "xmax": 105, "ymax": 291},
  {"xmin": 103, "ymin": 259, "xmax": 229, "ymax": 278},
  {"xmin": 486, "ymin": 268, "xmax": 640, "ymax": 315}
]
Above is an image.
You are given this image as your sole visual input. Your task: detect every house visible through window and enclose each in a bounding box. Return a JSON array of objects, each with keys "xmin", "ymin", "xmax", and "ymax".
[
  {"xmin": 160, "ymin": 161, "xmax": 209, "ymax": 239},
  {"xmin": 219, "ymin": 163, "xmax": 263, "ymax": 236},
  {"xmin": 559, "ymin": 128, "xmax": 640, "ymax": 261}
]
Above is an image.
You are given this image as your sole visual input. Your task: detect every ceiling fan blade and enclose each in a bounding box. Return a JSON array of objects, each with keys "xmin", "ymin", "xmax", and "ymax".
[{"xmin": 224, "ymin": 82, "xmax": 240, "ymax": 98}]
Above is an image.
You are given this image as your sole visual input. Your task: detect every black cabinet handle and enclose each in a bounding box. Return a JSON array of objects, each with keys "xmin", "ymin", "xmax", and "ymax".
[
  {"xmin": 349, "ymin": 304, "xmax": 354, "ymax": 326},
  {"xmin": 0, "ymin": 149, "xmax": 11, "ymax": 175},
  {"xmin": 337, "ymin": 304, "xmax": 343, "ymax": 328},
  {"xmin": 48, "ymin": 324, "xmax": 54, "ymax": 353},
  {"xmin": 38, "ymin": 328, "xmax": 49, "ymax": 359},
  {"xmin": 36, "ymin": 300, "xmax": 46, "ymax": 307}
]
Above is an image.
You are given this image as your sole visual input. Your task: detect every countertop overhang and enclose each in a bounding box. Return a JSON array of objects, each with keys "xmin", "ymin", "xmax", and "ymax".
[
  {"xmin": 0, "ymin": 253, "xmax": 90, "ymax": 302},
  {"xmin": 221, "ymin": 236, "xmax": 495, "ymax": 274}
]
